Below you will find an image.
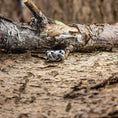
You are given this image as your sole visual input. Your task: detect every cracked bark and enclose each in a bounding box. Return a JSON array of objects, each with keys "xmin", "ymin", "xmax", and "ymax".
[{"xmin": 0, "ymin": 0, "xmax": 118, "ymax": 53}]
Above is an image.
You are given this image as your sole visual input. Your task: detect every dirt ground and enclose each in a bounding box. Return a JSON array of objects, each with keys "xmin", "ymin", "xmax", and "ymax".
[{"xmin": 0, "ymin": 51, "xmax": 118, "ymax": 118}]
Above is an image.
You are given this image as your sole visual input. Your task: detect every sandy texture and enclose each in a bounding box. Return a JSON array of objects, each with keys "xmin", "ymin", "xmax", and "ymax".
[{"xmin": 0, "ymin": 51, "xmax": 118, "ymax": 118}]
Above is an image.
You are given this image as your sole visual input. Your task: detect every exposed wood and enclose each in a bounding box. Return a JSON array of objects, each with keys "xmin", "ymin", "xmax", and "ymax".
[
  {"xmin": 0, "ymin": 0, "xmax": 118, "ymax": 57},
  {"xmin": 23, "ymin": 0, "xmax": 48, "ymax": 25}
]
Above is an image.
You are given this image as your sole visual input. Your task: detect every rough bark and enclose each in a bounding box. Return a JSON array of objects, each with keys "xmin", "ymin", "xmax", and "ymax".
[
  {"xmin": 0, "ymin": 16, "xmax": 52, "ymax": 52},
  {"xmin": 0, "ymin": 15, "xmax": 118, "ymax": 53},
  {"xmin": 0, "ymin": 0, "xmax": 118, "ymax": 54}
]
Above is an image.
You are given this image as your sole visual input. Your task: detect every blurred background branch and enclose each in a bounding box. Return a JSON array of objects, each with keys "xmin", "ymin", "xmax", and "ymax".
[{"xmin": 0, "ymin": 0, "xmax": 118, "ymax": 24}]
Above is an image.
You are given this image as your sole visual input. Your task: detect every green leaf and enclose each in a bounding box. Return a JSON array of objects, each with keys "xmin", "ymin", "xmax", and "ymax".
[{"xmin": 54, "ymin": 20, "xmax": 65, "ymax": 25}]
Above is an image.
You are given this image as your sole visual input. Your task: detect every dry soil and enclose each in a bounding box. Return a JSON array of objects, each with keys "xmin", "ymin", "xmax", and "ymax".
[{"xmin": 0, "ymin": 51, "xmax": 118, "ymax": 118}]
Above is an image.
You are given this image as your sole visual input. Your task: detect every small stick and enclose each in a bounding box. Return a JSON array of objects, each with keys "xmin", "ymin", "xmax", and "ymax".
[
  {"xmin": 23, "ymin": 0, "xmax": 48, "ymax": 24},
  {"xmin": 90, "ymin": 73, "xmax": 118, "ymax": 89},
  {"xmin": 65, "ymin": 45, "xmax": 74, "ymax": 59}
]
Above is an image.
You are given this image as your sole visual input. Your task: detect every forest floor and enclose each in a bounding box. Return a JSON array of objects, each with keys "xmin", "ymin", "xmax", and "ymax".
[{"xmin": 0, "ymin": 51, "xmax": 118, "ymax": 118}]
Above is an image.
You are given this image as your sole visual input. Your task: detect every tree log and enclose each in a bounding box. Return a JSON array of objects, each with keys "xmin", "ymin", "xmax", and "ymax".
[{"xmin": 0, "ymin": 0, "xmax": 118, "ymax": 61}]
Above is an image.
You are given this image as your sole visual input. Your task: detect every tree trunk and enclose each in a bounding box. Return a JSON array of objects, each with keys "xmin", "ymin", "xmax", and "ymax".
[
  {"xmin": 0, "ymin": 0, "xmax": 118, "ymax": 61},
  {"xmin": 0, "ymin": 0, "xmax": 25, "ymax": 22},
  {"xmin": 0, "ymin": 16, "xmax": 118, "ymax": 52}
]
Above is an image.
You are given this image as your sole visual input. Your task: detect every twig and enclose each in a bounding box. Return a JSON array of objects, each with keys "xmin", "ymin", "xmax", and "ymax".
[
  {"xmin": 90, "ymin": 73, "xmax": 118, "ymax": 89},
  {"xmin": 23, "ymin": 0, "xmax": 48, "ymax": 25}
]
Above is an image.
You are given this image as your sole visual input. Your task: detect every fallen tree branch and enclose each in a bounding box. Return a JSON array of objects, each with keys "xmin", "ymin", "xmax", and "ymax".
[{"xmin": 0, "ymin": 0, "xmax": 118, "ymax": 61}]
